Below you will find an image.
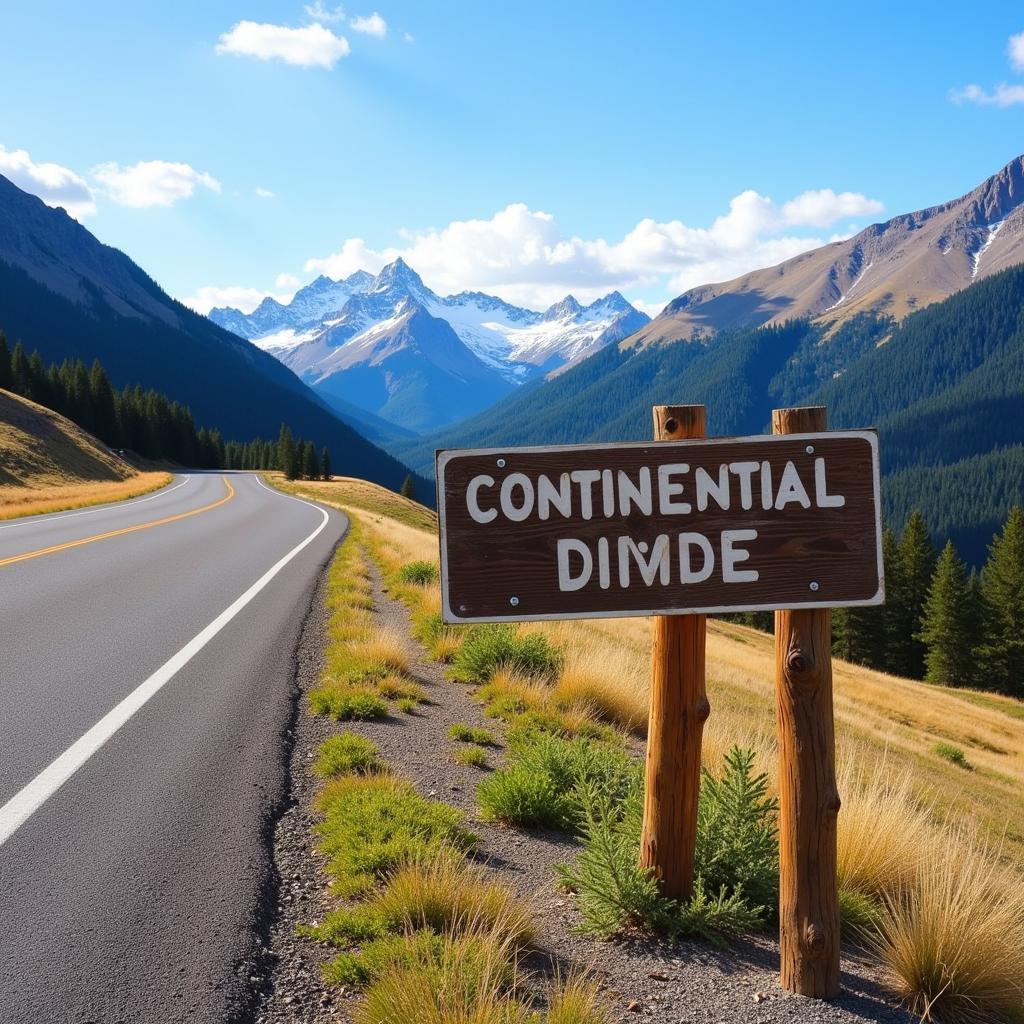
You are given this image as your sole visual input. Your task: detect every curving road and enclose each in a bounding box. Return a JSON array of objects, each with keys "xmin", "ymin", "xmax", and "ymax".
[{"xmin": 0, "ymin": 472, "xmax": 346, "ymax": 1023}]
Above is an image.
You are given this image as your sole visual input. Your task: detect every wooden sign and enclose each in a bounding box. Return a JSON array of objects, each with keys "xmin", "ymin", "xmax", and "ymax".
[{"xmin": 436, "ymin": 431, "xmax": 882, "ymax": 623}]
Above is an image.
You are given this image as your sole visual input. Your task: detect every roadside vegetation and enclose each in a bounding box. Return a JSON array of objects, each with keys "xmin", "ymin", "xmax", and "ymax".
[{"xmin": 277, "ymin": 474, "xmax": 1024, "ymax": 1024}]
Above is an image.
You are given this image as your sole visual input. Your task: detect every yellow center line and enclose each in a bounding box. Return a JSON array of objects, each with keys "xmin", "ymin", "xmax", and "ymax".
[{"xmin": 0, "ymin": 476, "xmax": 236, "ymax": 570}]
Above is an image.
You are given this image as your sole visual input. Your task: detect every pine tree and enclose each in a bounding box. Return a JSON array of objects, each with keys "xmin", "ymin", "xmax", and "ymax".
[
  {"xmin": 88, "ymin": 360, "xmax": 117, "ymax": 443},
  {"xmin": 0, "ymin": 332, "xmax": 10, "ymax": 390},
  {"xmin": 891, "ymin": 511, "xmax": 936, "ymax": 678},
  {"xmin": 917, "ymin": 541, "xmax": 976, "ymax": 686},
  {"xmin": 10, "ymin": 341, "xmax": 30, "ymax": 396},
  {"xmin": 979, "ymin": 507, "xmax": 1024, "ymax": 696},
  {"xmin": 277, "ymin": 424, "xmax": 298, "ymax": 480},
  {"xmin": 400, "ymin": 473, "xmax": 414, "ymax": 500},
  {"xmin": 320, "ymin": 446, "xmax": 331, "ymax": 481},
  {"xmin": 879, "ymin": 527, "xmax": 904, "ymax": 669},
  {"xmin": 301, "ymin": 440, "xmax": 318, "ymax": 480}
]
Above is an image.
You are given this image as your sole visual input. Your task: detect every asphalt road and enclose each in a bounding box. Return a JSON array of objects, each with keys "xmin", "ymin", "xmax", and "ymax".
[{"xmin": 0, "ymin": 472, "xmax": 347, "ymax": 1023}]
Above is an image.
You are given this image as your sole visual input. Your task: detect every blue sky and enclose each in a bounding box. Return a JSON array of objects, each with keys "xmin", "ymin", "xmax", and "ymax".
[{"xmin": 3, "ymin": 2, "xmax": 1023, "ymax": 316}]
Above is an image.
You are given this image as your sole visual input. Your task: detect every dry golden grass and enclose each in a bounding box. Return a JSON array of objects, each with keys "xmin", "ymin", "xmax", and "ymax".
[
  {"xmin": 0, "ymin": 387, "xmax": 172, "ymax": 519},
  {"xmin": 869, "ymin": 831, "xmax": 1024, "ymax": 1023},
  {"xmin": 350, "ymin": 627, "xmax": 413, "ymax": 677},
  {"xmin": 0, "ymin": 471, "xmax": 172, "ymax": 520},
  {"xmin": 546, "ymin": 974, "xmax": 612, "ymax": 1024}
]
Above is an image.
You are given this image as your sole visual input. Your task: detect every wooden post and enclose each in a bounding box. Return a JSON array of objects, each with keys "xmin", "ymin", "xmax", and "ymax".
[
  {"xmin": 772, "ymin": 406, "xmax": 841, "ymax": 999},
  {"xmin": 639, "ymin": 405, "xmax": 709, "ymax": 902}
]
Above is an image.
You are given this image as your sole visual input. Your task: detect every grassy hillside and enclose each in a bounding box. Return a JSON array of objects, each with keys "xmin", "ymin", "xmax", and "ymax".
[
  {"xmin": 0, "ymin": 388, "xmax": 170, "ymax": 518},
  {"xmin": 397, "ymin": 266, "xmax": 1024, "ymax": 564}
]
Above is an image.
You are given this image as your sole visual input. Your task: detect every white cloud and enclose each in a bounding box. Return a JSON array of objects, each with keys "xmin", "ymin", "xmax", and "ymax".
[
  {"xmin": 1010, "ymin": 31, "xmax": 1024, "ymax": 72},
  {"xmin": 303, "ymin": 188, "xmax": 884, "ymax": 308},
  {"xmin": 0, "ymin": 144, "xmax": 96, "ymax": 219},
  {"xmin": 350, "ymin": 12, "xmax": 387, "ymax": 37},
  {"xmin": 952, "ymin": 32, "xmax": 1024, "ymax": 106},
  {"xmin": 403, "ymin": 31, "xmax": 414, "ymax": 44},
  {"xmin": 255, "ymin": 186, "xmax": 275, "ymax": 198},
  {"xmin": 183, "ymin": 284, "xmax": 296, "ymax": 315},
  {"xmin": 216, "ymin": 21, "xmax": 350, "ymax": 68},
  {"xmin": 305, "ymin": 1, "xmax": 346, "ymax": 22},
  {"xmin": 951, "ymin": 82, "xmax": 1024, "ymax": 107},
  {"xmin": 275, "ymin": 272, "xmax": 300, "ymax": 289},
  {"xmin": 92, "ymin": 160, "xmax": 221, "ymax": 208}
]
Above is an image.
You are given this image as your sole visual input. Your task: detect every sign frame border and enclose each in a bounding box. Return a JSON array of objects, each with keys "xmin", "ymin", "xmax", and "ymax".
[{"xmin": 436, "ymin": 430, "xmax": 884, "ymax": 624}]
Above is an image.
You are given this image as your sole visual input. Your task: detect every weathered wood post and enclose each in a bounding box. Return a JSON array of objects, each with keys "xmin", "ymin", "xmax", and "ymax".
[
  {"xmin": 639, "ymin": 404, "xmax": 709, "ymax": 901},
  {"xmin": 772, "ymin": 405, "xmax": 841, "ymax": 999}
]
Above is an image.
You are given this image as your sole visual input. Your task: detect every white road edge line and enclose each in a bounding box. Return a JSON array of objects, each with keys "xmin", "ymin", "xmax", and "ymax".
[
  {"xmin": 0, "ymin": 475, "xmax": 192, "ymax": 532},
  {"xmin": 0, "ymin": 484, "xmax": 333, "ymax": 847}
]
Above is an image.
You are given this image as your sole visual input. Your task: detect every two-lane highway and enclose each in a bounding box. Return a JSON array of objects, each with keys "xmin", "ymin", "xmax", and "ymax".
[{"xmin": 0, "ymin": 472, "xmax": 346, "ymax": 1022}]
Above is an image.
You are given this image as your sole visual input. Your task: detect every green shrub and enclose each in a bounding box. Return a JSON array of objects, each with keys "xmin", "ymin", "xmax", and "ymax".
[
  {"xmin": 310, "ymin": 686, "xmax": 389, "ymax": 720},
  {"xmin": 455, "ymin": 746, "xmax": 489, "ymax": 768},
  {"xmin": 451, "ymin": 624, "xmax": 562, "ymax": 682},
  {"xmin": 839, "ymin": 886, "xmax": 881, "ymax": 938},
  {"xmin": 558, "ymin": 746, "xmax": 777, "ymax": 942},
  {"xmin": 448, "ymin": 723, "xmax": 497, "ymax": 746},
  {"xmin": 314, "ymin": 732, "xmax": 383, "ymax": 777},
  {"xmin": 396, "ymin": 560, "xmax": 439, "ymax": 585},
  {"xmin": 316, "ymin": 775, "xmax": 477, "ymax": 895},
  {"xmin": 695, "ymin": 747, "xmax": 778, "ymax": 912},
  {"xmin": 397, "ymin": 697, "xmax": 418, "ymax": 714},
  {"xmin": 412, "ymin": 610, "xmax": 464, "ymax": 663},
  {"xmin": 477, "ymin": 734, "xmax": 638, "ymax": 832},
  {"xmin": 934, "ymin": 742, "xmax": 973, "ymax": 770},
  {"xmin": 326, "ymin": 930, "xmax": 445, "ymax": 988}
]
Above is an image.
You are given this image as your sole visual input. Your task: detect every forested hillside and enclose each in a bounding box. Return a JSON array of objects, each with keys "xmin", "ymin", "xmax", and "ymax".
[{"xmin": 399, "ymin": 265, "xmax": 1024, "ymax": 564}]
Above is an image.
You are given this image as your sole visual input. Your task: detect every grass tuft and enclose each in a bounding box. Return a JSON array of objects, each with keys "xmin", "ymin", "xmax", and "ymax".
[
  {"xmin": 397, "ymin": 560, "xmax": 439, "ymax": 585},
  {"xmin": 546, "ymin": 975, "xmax": 613, "ymax": 1024},
  {"xmin": 309, "ymin": 685, "xmax": 389, "ymax": 720},
  {"xmin": 455, "ymin": 746, "xmax": 490, "ymax": 769},
  {"xmin": 314, "ymin": 732, "xmax": 384, "ymax": 777},
  {"xmin": 934, "ymin": 742, "xmax": 973, "ymax": 770},
  {"xmin": 316, "ymin": 774, "xmax": 477, "ymax": 896},
  {"xmin": 451, "ymin": 624, "xmax": 563, "ymax": 683},
  {"xmin": 397, "ymin": 697, "xmax": 419, "ymax": 714},
  {"xmin": 448, "ymin": 723, "xmax": 497, "ymax": 746}
]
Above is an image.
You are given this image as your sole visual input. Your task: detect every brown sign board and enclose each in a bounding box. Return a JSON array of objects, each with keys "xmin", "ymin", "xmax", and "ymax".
[{"xmin": 436, "ymin": 432, "xmax": 883, "ymax": 623}]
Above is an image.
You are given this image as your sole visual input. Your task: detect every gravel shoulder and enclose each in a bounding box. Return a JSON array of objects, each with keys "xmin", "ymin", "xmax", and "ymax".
[{"xmin": 253, "ymin": 549, "xmax": 913, "ymax": 1024}]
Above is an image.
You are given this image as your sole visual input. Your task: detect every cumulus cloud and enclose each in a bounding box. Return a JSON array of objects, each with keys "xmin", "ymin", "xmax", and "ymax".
[
  {"xmin": 216, "ymin": 20, "xmax": 350, "ymax": 68},
  {"xmin": 183, "ymin": 284, "xmax": 297, "ymax": 315},
  {"xmin": 255, "ymin": 186, "xmax": 275, "ymax": 198},
  {"xmin": 275, "ymin": 272, "xmax": 300, "ymax": 288},
  {"xmin": 303, "ymin": 188, "xmax": 884, "ymax": 308},
  {"xmin": 951, "ymin": 32, "xmax": 1024, "ymax": 106},
  {"xmin": 0, "ymin": 144, "xmax": 96, "ymax": 219},
  {"xmin": 350, "ymin": 12, "xmax": 387, "ymax": 37},
  {"xmin": 92, "ymin": 160, "xmax": 221, "ymax": 208}
]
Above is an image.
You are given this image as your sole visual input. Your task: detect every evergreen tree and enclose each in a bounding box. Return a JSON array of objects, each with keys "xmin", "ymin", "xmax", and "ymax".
[
  {"xmin": 833, "ymin": 602, "xmax": 885, "ymax": 668},
  {"xmin": 277, "ymin": 424, "xmax": 298, "ymax": 480},
  {"xmin": 979, "ymin": 506, "xmax": 1024, "ymax": 696},
  {"xmin": 301, "ymin": 440, "xmax": 318, "ymax": 480},
  {"xmin": 400, "ymin": 473, "xmax": 414, "ymax": 500},
  {"xmin": 10, "ymin": 341, "xmax": 30, "ymax": 396},
  {"xmin": 917, "ymin": 541, "xmax": 976, "ymax": 686},
  {"xmin": 891, "ymin": 511, "xmax": 936, "ymax": 678},
  {"xmin": 320, "ymin": 446, "xmax": 331, "ymax": 481},
  {"xmin": 0, "ymin": 331, "xmax": 10, "ymax": 390},
  {"xmin": 88, "ymin": 360, "xmax": 117, "ymax": 443}
]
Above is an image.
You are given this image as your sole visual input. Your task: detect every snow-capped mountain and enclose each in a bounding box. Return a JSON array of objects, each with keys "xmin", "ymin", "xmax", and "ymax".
[
  {"xmin": 208, "ymin": 258, "xmax": 649, "ymax": 432},
  {"xmin": 208, "ymin": 270, "xmax": 374, "ymax": 350}
]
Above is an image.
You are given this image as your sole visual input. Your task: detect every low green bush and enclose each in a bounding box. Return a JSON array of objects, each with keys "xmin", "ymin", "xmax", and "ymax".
[
  {"xmin": 558, "ymin": 746, "xmax": 778, "ymax": 943},
  {"xmin": 314, "ymin": 732, "xmax": 383, "ymax": 777},
  {"xmin": 477, "ymin": 733, "xmax": 639, "ymax": 831},
  {"xmin": 316, "ymin": 775, "xmax": 477, "ymax": 895},
  {"xmin": 309, "ymin": 686, "xmax": 389, "ymax": 720},
  {"xmin": 396, "ymin": 561, "xmax": 439, "ymax": 586},
  {"xmin": 838, "ymin": 886, "xmax": 881, "ymax": 938},
  {"xmin": 454, "ymin": 746, "xmax": 490, "ymax": 769},
  {"xmin": 934, "ymin": 742, "xmax": 973, "ymax": 770},
  {"xmin": 451, "ymin": 624, "xmax": 563, "ymax": 682},
  {"xmin": 397, "ymin": 697, "xmax": 418, "ymax": 714}
]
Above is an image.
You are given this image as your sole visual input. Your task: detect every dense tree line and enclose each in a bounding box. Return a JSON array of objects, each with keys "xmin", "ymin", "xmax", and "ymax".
[
  {"xmin": 728, "ymin": 506, "xmax": 1023, "ymax": 696},
  {"xmin": 834, "ymin": 507, "xmax": 1023, "ymax": 695},
  {"xmin": 0, "ymin": 332, "xmax": 331, "ymax": 480}
]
